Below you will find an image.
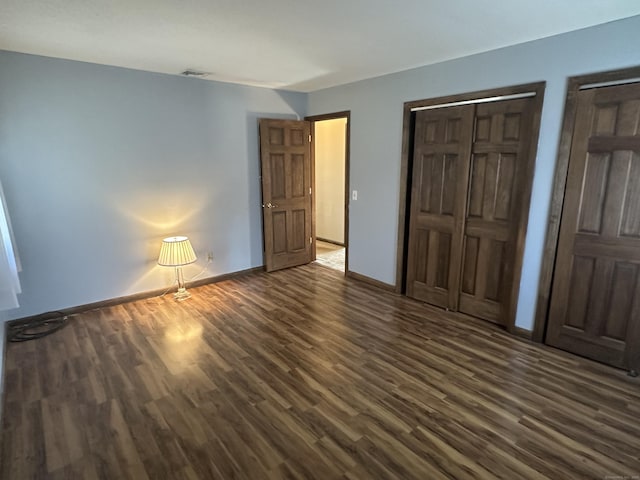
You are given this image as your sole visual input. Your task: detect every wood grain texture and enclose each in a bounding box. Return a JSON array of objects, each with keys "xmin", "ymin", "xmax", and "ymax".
[
  {"xmin": 406, "ymin": 105, "xmax": 474, "ymax": 311},
  {"xmin": 459, "ymin": 97, "xmax": 537, "ymax": 326},
  {"xmin": 546, "ymin": 81, "xmax": 640, "ymax": 370},
  {"xmin": 533, "ymin": 67, "xmax": 640, "ymax": 343},
  {"xmin": 398, "ymin": 83, "xmax": 544, "ymax": 331},
  {"xmin": 260, "ymin": 119, "xmax": 313, "ymax": 272},
  {"xmin": 406, "ymin": 95, "xmax": 540, "ymax": 328},
  {"xmin": 2, "ymin": 264, "xmax": 639, "ymax": 479}
]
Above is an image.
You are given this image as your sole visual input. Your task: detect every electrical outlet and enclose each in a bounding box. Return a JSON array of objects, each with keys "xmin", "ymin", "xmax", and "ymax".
[{"xmin": 207, "ymin": 252, "xmax": 214, "ymax": 263}]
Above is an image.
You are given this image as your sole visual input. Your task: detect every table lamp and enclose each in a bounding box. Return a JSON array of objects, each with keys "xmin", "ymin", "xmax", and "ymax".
[{"xmin": 158, "ymin": 236, "xmax": 197, "ymax": 300}]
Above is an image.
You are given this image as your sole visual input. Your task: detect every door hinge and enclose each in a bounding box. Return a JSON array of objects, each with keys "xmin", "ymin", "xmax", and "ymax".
[
  {"xmin": 309, "ymin": 187, "xmax": 312, "ymax": 195},
  {"xmin": 309, "ymin": 236, "xmax": 313, "ymax": 244},
  {"xmin": 308, "ymin": 134, "xmax": 312, "ymax": 143}
]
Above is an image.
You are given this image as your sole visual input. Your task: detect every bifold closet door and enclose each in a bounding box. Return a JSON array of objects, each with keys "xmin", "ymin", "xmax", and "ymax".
[
  {"xmin": 546, "ymin": 83, "xmax": 640, "ymax": 370},
  {"xmin": 405, "ymin": 105, "xmax": 474, "ymax": 310},
  {"xmin": 406, "ymin": 97, "xmax": 535, "ymax": 326},
  {"xmin": 458, "ymin": 98, "xmax": 535, "ymax": 324}
]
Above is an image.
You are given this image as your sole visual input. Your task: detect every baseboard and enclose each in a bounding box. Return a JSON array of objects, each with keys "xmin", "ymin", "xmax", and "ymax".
[
  {"xmin": 316, "ymin": 237, "xmax": 345, "ymax": 247},
  {"xmin": 188, "ymin": 266, "xmax": 264, "ymax": 289},
  {"xmin": 346, "ymin": 270, "xmax": 396, "ymax": 292},
  {"xmin": 8, "ymin": 266, "xmax": 265, "ymax": 326}
]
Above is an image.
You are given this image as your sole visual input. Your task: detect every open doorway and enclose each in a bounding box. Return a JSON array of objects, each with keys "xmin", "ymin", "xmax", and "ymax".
[{"xmin": 308, "ymin": 112, "xmax": 350, "ymax": 273}]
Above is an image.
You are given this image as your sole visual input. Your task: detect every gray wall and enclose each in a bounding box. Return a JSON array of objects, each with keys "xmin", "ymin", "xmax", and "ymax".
[
  {"xmin": 0, "ymin": 51, "xmax": 306, "ymax": 321},
  {"xmin": 307, "ymin": 15, "xmax": 640, "ymax": 330}
]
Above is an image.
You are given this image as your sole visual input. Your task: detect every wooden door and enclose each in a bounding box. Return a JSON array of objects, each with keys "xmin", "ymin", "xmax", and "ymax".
[
  {"xmin": 259, "ymin": 119, "xmax": 313, "ymax": 272},
  {"xmin": 406, "ymin": 105, "xmax": 474, "ymax": 309},
  {"xmin": 406, "ymin": 97, "xmax": 536, "ymax": 326},
  {"xmin": 546, "ymin": 83, "xmax": 640, "ymax": 370},
  {"xmin": 458, "ymin": 98, "xmax": 535, "ymax": 324}
]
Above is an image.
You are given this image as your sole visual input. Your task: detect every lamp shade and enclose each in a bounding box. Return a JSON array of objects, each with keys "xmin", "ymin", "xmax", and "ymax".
[{"xmin": 158, "ymin": 236, "xmax": 197, "ymax": 266}]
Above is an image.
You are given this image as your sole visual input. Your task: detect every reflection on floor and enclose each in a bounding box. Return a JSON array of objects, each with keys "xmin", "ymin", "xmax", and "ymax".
[{"xmin": 315, "ymin": 240, "xmax": 345, "ymax": 271}]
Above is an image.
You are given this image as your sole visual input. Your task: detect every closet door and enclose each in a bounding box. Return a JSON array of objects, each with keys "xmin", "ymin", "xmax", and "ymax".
[
  {"xmin": 405, "ymin": 105, "xmax": 474, "ymax": 309},
  {"xmin": 546, "ymin": 83, "xmax": 640, "ymax": 370},
  {"xmin": 406, "ymin": 96, "xmax": 537, "ymax": 326},
  {"xmin": 458, "ymin": 98, "xmax": 535, "ymax": 324}
]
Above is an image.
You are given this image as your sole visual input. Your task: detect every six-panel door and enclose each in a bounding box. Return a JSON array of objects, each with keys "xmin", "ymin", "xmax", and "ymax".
[
  {"xmin": 546, "ymin": 83, "xmax": 640, "ymax": 370},
  {"xmin": 406, "ymin": 106, "xmax": 474, "ymax": 310},
  {"xmin": 406, "ymin": 97, "xmax": 536, "ymax": 326},
  {"xmin": 458, "ymin": 99, "xmax": 534, "ymax": 324},
  {"xmin": 259, "ymin": 119, "xmax": 312, "ymax": 272}
]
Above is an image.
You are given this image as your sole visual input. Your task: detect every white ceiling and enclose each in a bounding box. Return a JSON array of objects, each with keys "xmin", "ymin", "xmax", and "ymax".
[{"xmin": 1, "ymin": 1, "xmax": 640, "ymax": 92}]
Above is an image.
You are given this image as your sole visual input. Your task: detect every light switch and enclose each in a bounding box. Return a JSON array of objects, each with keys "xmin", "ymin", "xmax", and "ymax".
[{"xmin": 352, "ymin": 190, "xmax": 358, "ymax": 201}]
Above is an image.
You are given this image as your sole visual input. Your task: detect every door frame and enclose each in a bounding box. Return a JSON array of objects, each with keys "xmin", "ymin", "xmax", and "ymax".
[
  {"xmin": 396, "ymin": 82, "xmax": 545, "ymax": 333},
  {"xmin": 305, "ymin": 111, "xmax": 351, "ymax": 274},
  {"xmin": 532, "ymin": 66, "xmax": 640, "ymax": 343}
]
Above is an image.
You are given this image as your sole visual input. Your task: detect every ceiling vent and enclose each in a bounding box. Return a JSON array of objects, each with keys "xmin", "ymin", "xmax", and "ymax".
[{"xmin": 180, "ymin": 69, "xmax": 211, "ymax": 78}]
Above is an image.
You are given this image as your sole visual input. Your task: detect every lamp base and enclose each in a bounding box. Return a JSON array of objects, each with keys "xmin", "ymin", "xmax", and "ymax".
[{"xmin": 174, "ymin": 287, "xmax": 191, "ymax": 301}]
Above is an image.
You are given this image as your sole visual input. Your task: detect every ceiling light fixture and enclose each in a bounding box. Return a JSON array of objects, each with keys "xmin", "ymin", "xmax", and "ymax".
[{"xmin": 180, "ymin": 69, "xmax": 211, "ymax": 77}]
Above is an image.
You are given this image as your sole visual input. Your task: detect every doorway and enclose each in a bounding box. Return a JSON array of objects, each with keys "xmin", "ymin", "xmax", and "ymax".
[
  {"xmin": 308, "ymin": 112, "xmax": 350, "ymax": 273},
  {"xmin": 258, "ymin": 114, "xmax": 349, "ymax": 274}
]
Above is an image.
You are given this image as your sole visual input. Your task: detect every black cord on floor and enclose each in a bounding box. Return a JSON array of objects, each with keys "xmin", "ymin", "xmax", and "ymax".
[{"xmin": 7, "ymin": 311, "xmax": 70, "ymax": 342}]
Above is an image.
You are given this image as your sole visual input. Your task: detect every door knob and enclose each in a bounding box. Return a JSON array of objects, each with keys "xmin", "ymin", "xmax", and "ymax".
[{"xmin": 262, "ymin": 202, "xmax": 278, "ymax": 208}]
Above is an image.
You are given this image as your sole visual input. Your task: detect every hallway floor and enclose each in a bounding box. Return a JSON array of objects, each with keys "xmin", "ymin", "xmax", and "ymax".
[{"xmin": 315, "ymin": 240, "xmax": 345, "ymax": 272}]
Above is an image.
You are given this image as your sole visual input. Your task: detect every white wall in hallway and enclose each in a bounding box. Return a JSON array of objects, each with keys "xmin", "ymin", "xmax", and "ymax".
[{"xmin": 315, "ymin": 118, "xmax": 347, "ymax": 244}]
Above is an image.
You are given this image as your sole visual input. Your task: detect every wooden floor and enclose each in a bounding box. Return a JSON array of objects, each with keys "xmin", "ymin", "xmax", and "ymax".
[{"xmin": 2, "ymin": 264, "xmax": 639, "ymax": 479}]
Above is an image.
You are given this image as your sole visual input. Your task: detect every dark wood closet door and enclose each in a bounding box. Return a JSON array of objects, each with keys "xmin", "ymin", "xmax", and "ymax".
[
  {"xmin": 458, "ymin": 98, "xmax": 535, "ymax": 325},
  {"xmin": 546, "ymin": 83, "xmax": 640, "ymax": 370},
  {"xmin": 259, "ymin": 119, "xmax": 313, "ymax": 272},
  {"xmin": 406, "ymin": 106, "xmax": 474, "ymax": 309}
]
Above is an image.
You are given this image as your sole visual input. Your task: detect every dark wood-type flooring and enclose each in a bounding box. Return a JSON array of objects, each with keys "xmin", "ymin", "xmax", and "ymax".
[{"xmin": 2, "ymin": 264, "xmax": 639, "ymax": 479}]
